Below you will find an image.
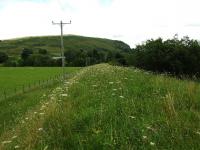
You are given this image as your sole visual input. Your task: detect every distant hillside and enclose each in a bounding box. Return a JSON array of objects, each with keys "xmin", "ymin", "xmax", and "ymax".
[{"xmin": 0, "ymin": 35, "xmax": 131, "ymax": 56}]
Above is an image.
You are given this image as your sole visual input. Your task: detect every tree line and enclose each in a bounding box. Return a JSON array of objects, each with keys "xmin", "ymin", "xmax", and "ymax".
[
  {"xmin": 0, "ymin": 48, "xmax": 127, "ymax": 67},
  {"xmin": 1, "ymin": 35, "xmax": 200, "ymax": 78}
]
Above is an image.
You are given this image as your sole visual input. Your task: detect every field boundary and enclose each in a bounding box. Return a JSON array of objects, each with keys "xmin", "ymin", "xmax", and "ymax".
[{"xmin": 0, "ymin": 73, "xmax": 72, "ymax": 102}]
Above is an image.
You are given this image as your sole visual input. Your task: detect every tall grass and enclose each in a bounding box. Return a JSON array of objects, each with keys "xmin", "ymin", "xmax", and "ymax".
[{"xmin": 0, "ymin": 64, "xmax": 199, "ymax": 149}]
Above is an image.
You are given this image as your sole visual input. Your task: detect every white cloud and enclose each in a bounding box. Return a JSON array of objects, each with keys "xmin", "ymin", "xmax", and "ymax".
[{"xmin": 0, "ymin": 0, "xmax": 200, "ymax": 47}]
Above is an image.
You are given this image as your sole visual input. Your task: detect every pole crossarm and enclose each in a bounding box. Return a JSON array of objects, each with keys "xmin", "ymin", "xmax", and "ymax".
[{"xmin": 52, "ymin": 20, "xmax": 71, "ymax": 25}]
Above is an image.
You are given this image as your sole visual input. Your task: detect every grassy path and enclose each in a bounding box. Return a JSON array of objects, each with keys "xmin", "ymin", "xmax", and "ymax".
[
  {"xmin": 0, "ymin": 81, "xmax": 72, "ymax": 149},
  {"xmin": 0, "ymin": 64, "xmax": 200, "ymax": 149}
]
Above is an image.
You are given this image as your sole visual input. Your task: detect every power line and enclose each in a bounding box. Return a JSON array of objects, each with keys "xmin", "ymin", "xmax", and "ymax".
[{"xmin": 52, "ymin": 20, "xmax": 71, "ymax": 81}]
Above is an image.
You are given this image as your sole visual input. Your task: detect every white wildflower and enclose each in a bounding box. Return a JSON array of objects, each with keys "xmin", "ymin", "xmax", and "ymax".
[
  {"xmin": 12, "ymin": 136, "xmax": 17, "ymax": 139},
  {"xmin": 2, "ymin": 141, "xmax": 12, "ymax": 144},
  {"xmin": 142, "ymin": 136, "xmax": 147, "ymax": 139},
  {"xmin": 56, "ymin": 87, "xmax": 62, "ymax": 90},
  {"xmin": 38, "ymin": 128, "xmax": 43, "ymax": 131},
  {"xmin": 129, "ymin": 116, "xmax": 135, "ymax": 119},
  {"xmin": 196, "ymin": 131, "xmax": 200, "ymax": 135},
  {"xmin": 44, "ymin": 145, "xmax": 48, "ymax": 150},
  {"xmin": 50, "ymin": 97, "xmax": 55, "ymax": 100},
  {"xmin": 146, "ymin": 126, "xmax": 156, "ymax": 132},
  {"xmin": 119, "ymin": 96, "xmax": 124, "ymax": 98},
  {"xmin": 146, "ymin": 126, "xmax": 152, "ymax": 130},
  {"xmin": 150, "ymin": 142, "xmax": 155, "ymax": 146},
  {"xmin": 14, "ymin": 145, "xmax": 20, "ymax": 149},
  {"xmin": 61, "ymin": 94, "xmax": 68, "ymax": 97}
]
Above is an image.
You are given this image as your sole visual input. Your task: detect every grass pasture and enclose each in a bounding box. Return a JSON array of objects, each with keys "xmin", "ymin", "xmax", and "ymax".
[
  {"xmin": 0, "ymin": 64, "xmax": 200, "ymax": 149},
  {"xmin": 0, "ymin": 67, "xmax": 80, "ymax": 100}
]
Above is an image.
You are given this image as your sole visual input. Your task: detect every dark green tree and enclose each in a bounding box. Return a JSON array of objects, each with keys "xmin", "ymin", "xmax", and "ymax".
[
  {"xmin": 21, "ymin": 48, "xmax": 33, "ymax": 60},
  {"xmin": 38, "ymin": 48, "xmax": 48, "ymax": 55},
  {"xmin": 0, "ymin": 52, "xmax": 8, "ymax": 63}
]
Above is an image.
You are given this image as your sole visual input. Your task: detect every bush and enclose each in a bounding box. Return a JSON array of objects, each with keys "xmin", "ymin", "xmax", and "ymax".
[
  {"xmin": 38, "ymin": 48, "xmax": 47, "ymax": 55},
  {"xmin": 133, "ymin": 36, "xmax": 200, "ymax": 77},
  {"xmin": 0, "ymin": 52, "xmax": 8, "ymax": 63},
  {"xmin": 21, "ymin": 48, "xmax": 33, "ymax": 60}
]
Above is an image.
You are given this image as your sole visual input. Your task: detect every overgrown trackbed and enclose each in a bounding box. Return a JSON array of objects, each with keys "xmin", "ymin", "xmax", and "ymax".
[{"xmin": 1, "ymin": 64, "xmax": 200, "ymax": 149}]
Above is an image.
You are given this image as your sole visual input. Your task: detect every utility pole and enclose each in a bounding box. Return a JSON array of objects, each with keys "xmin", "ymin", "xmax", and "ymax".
[{"xmin": 52, "ymin": 20, "xmax": 71, "ymax": 81}]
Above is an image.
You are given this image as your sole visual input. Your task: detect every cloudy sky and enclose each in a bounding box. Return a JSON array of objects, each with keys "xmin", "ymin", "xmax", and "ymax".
[{"xmin": 0, "ymin": 0, "xmax": 200, "ymax": 47}]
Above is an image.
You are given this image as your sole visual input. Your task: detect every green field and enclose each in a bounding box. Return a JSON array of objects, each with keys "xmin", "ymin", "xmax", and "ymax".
[
  {"xmin": 0, "ymin": 67, "xmax": 80, "ymax": 98},
  {"xmin": 0, "ymin": 64, "xmax": 200, "ymax": 149}
]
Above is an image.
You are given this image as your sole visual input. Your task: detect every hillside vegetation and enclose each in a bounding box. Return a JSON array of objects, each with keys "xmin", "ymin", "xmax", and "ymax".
[
  {"xmin": 0, "ymin": 35, "xmax": 131, "ymax": 67},
  {"xmin": 0, "ymin": 35, "xmax": 130, "ymax": 56},
  {"xmin": 0, "ymin": 64, "xmax": 199, "ymax": 149}
]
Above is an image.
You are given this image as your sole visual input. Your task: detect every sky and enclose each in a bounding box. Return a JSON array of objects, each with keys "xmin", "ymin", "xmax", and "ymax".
[{"xmin": 0, "ymin": 0, "xmax": 200, "ymax": 47}]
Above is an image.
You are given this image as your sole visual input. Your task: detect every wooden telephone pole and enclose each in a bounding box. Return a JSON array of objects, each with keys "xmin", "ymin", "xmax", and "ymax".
[{"xmin": 52, "ymin": 20, "xmax": 71, "ymax": 80}]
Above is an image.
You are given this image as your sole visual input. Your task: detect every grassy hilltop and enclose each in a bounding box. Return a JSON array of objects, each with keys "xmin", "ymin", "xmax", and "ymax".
[
  {"xmin": 0, "ymin": 35, "xmax": 130, "ymax": 56},
  {"xmin": 0, "ymin": 64, "xmax": 199, "ymax": 149}
]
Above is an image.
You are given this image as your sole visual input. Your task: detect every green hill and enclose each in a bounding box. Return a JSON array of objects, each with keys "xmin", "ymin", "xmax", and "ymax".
[
  {"xmin": 0, "ymin": 35, "xmax": 131, "ymax": 56},
  {"xmin": 0, "ymin": 64, "xmax": 199, "ymax": 149}
]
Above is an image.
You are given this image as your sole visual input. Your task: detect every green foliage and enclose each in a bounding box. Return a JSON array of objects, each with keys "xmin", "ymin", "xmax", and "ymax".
[
  {"xmin": 133, "ymin": 36, "xmax": 200, "ymax": 77},
  {"xmin": 38, "ymin": 48, "xmax": 48, "ymax": 55},
  {"xmin": 19, "ymin": 49, "xmax": 58, "ymax": 66},
  {"xmin": 0, "ymin": 52, "xmax": 8, "ymax": 63},
  {"xmin": 26, "ymin": 54, "xmax": 54, "ymax": 66},
  {"xmin": 64, "ymin": 48, "xmax": 127, "ymax": 67},
  {"xmin": 21, "ymin": 48, "xmax": 33, "ymax": 60}
]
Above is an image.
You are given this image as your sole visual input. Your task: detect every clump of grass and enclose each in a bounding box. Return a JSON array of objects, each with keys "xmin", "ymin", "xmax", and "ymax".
[{"xmin": 163, "ymin": 92, "xmax": 177, "ymax": 120}]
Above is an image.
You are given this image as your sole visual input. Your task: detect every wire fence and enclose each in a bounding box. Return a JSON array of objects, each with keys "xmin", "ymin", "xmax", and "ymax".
[{"xmin": 0, "ymin": 73, "xmax": 71, "ymax": 102}]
